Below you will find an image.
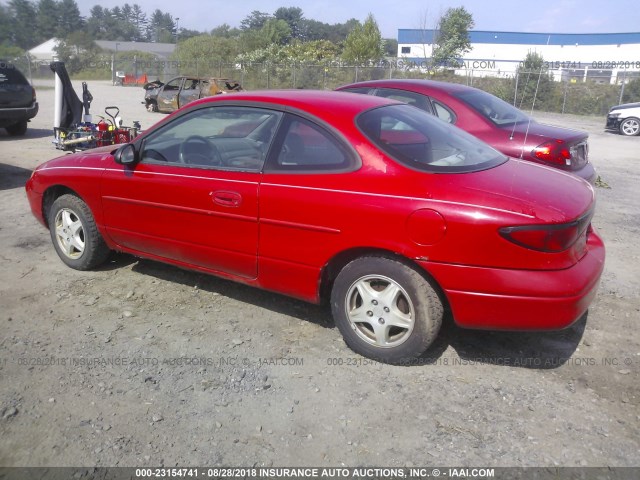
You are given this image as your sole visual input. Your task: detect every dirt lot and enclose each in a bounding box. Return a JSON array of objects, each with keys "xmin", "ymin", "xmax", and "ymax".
[{"xmin": 0, "ymin": 80, "xmax": 639, "ymax": 468}]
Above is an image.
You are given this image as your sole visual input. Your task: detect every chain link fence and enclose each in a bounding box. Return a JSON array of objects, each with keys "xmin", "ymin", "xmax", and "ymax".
[{"xmin": 12, "ymin": 53, "xmax": 640, "ymax": 116}]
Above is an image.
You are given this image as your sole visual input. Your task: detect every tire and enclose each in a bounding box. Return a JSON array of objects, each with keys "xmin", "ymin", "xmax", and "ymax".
[
  {"xmin": 146, "ymin": 102, "xmax": 158, "ymax": 112},
  {"xmin": 6, "ymin": 121, "xmax": 27, "ymax": 136},
  {"xmin": 619, "ymin": 117, "xmax": 640, "ymax": 136},
  {"xmin": 48, "ymin": 194, "xmax": 110, "ymax": 270},
  {"xmin": 330, "ymin": 256, "xmax": 443, "ymax": 364}
]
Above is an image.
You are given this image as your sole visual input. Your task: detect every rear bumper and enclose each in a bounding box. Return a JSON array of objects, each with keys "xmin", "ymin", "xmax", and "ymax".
[
  {"xmin": 420, "ymin": 230, "xmax": 605, "ymax": 330},
  {"xmin": 0, "ymin": 102, "xmax": 38, "ymax": 126},
  {"xmin": 574, "ymin": 161, "xmax": 596, "ymax": 185}
]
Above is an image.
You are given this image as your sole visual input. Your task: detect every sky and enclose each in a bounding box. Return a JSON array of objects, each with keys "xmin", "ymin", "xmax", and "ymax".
[{"xmin": 72, "ymin": 0, "xmax": 640, "ymax": 38}]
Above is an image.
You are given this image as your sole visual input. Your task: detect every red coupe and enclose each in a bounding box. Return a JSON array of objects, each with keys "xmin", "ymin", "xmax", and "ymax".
[
  {"xmin": 26, "ymin": 90, "xmax": 605, "ymax": 363},
  {"xmin": 337, "ymin": 79, "xmax": 597, "ymax": 184}
]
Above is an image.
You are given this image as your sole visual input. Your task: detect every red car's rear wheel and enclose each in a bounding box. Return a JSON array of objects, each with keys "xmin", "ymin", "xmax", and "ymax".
[{"xmin": 331, "ymin": 256, "xmax": 443, "ymax": 364}]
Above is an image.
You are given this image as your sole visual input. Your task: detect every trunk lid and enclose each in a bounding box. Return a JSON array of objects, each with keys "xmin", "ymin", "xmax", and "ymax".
[{"xmin": 509, "ymin": 121, "xmax": 589, "ymax": 169}]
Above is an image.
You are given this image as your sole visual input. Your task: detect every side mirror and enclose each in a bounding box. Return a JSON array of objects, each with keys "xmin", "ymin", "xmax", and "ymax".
[{"xmin": 114, "ymin": 143, "xmax": 137, "ymax": 165}]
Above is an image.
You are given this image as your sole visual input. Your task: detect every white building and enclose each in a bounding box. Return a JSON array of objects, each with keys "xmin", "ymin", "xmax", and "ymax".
[{"xmin": 397, "ymin": 30, "xmax": 640, "ymax": 84}]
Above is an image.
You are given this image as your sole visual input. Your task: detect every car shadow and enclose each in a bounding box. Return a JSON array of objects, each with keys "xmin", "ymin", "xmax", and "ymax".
[
  {"xmin": 104, "ymin": 253, "xmax": 332, "ymax": 329},
  {"xmin": 0, "ymin": 127, "xmax": 52, "ymax": 139},
  {"xmin": 0, "ymin": 163, "xmax": 32, "ymax": 191},
  {"xmin": 96, "ymin": 253, "xmax": 587, "ymax": 365},
  {"xmin": 417, "ymin": 311, "xmax": 587, "ymax": 370}
]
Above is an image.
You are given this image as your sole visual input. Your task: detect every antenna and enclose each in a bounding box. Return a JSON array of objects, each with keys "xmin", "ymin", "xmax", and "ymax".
[
  {"xmin": 519, "ymin": 39, "xmax": 550, "ymax": 158},
  {"xmin": 510, "ymin": 57, "xmax": 532, "ymax": 141}
]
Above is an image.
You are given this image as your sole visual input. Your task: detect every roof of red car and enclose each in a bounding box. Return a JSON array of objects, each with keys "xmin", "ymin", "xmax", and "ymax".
[
  {"xmin": 189, "ymin": 89, "xmax": 402, "ymax": 120},
  {"xmin": 337, "ymin": 78, "xmax": 477, "ymax": 94}
]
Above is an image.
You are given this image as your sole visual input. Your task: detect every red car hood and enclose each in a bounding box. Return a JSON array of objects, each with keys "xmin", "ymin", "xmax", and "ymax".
[{"xmin": 38, "ymin": 145, "xmax": 117, "ymax": 171}]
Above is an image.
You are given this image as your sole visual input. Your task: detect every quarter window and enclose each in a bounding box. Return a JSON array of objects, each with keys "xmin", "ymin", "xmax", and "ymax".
[
  {"xmin": 268, "ymin": 115, "xmax": 356, "ymax": 172},
  {"xmin": 432, "ymin": 100, "xmax": 456, "ymax": 124}
]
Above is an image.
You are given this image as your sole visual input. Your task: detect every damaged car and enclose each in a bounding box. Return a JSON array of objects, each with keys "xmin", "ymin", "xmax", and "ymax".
[{"xmin": 143, "ymin": 76, "xmax": 243, "ymax": 113}]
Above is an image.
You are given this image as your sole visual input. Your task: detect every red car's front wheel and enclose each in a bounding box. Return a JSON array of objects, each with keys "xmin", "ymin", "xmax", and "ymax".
[{"xmin": 48, "ymin": 194, "xmax": 110, "ymax": 270}]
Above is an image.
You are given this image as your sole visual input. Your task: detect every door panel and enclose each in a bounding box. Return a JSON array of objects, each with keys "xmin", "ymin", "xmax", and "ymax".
[
  {"xmin": 101, "ymin": 106, "xmax": 282, "ymax": 279},
  {"xmin": 102, "ymin": 164, "xmax": 261, "ymax": 278},
  {"xmin": 178, "ymin": 78, "xmax": 201, "ymax": 108},
  {"xmin": 157, "ymin": 78, "xmax": 182, "ymax": 112}
]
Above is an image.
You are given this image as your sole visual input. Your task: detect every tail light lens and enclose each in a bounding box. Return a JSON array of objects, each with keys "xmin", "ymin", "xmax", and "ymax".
[
  {"xmin": 532, "ymin": 139, "xmax": 572, "ymax": 168},
  {"xmin": 31, "ymin": 86, "xmax": 37, "ymax": 102},
  {"xmin": 500, "ymin": 212, "xmax": 592, "ymax": 253}
]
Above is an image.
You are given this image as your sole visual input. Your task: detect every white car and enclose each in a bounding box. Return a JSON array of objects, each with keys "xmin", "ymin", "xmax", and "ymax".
[{"xmin": 606, "ymin": 102, "xmax": 640, "ymax": 136}]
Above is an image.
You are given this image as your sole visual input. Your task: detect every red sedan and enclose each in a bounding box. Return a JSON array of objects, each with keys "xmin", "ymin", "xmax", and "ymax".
[
  {"xmin": 337, "ymin": 79, "xmax": 596, "ymax": 184},
  {"xmin": 26, "ymin": 90, "xmax": 605, "ymax": 363}
]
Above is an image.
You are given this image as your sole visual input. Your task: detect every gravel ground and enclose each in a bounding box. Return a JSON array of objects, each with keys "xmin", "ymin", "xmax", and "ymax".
[{"xmin": 0, "ymin": 80, "xmax": 638, "ymax": 469}]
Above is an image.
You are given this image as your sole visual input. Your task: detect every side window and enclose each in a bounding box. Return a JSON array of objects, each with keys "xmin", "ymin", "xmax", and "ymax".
[
  {"xmin": 401, "ymin": 46, "xmax": 411, "ymax": 54},
  {"xmin": 268, "ymin": 115, "xmax": 356, "ymax": 172},
  {"xmin": 432, "ymin": 100, "xmax": 457, "ymax": 124},
  {"xmin": 183, "ymin": 79, "xmax": 198, "ymax": 90},
  {"xmin": 140, "ymin": 107, "xmax": 282, "ymax": 171},
  {"xmin": 163, "ymin": 78, "xmax": 181, "ymax": 91},
  {"xmin": 375, "ymin": 88, "xmax": 432, "ymax": 113}
]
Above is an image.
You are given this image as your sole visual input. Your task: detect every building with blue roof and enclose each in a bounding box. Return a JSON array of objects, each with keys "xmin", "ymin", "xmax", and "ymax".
[{"xmin": 397, "ymin": 29, "xmax": 640, "ymax": 83}]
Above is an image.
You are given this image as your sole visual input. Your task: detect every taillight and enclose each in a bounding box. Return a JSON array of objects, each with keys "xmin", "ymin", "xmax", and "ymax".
[
  {"xmin": 31, "ymin": 86, "xmax": 37, "ymax": 102},
  {"xmin": 532, "ymin": 139, "xmax": 572, "ymax": 168},
  {"xmin": 499, "ymin": 212, "xmax": 592, "ymax": 253}
]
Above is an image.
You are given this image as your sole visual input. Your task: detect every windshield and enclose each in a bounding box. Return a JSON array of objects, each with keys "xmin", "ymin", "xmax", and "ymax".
[
  {"xmin": 454, "ymin": 89, "xmax": 529, "ymax": 126},
  {"xmin": 357, "ymin": 104, "xmax": 507, "ymax": 173}
]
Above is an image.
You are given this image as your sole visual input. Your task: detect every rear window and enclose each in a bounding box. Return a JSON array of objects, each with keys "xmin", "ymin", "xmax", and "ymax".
[
  {"xmin": 357, "ymin": 104, "xmax": 506, "ymax": 173},
  {"xmin": 454, "ymin": 89, "xmax": 529, "ymax": 126},
  {"xmin": 0, "ymin": 62, "xmax": 29, "ymax": 86}
]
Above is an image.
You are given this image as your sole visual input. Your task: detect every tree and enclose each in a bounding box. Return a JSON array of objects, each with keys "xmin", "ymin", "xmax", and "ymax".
[
  {"xmin": 0, "ymin": 4, "xmax": 10, "ymax": 44},
  {"xmin": 36, "ymin": 0, "xmax": 60, "ymax": 43},
  {"xmin": 384, "ymin": 38, "xmax": 398, "ymax": 57},
  {"xmin": 86, "ymin": 5, "xmax": 107, "ymax": 38},
  {"xmin": 210, "ymin": 23, "xmax": 240, "ymax": 38},
  {"xmin": 53, "ymin": 30, "xmax": 100, "ymax": 74},
  {"xmin": 147, "ymin": 9, "xmax": 175, "ymax": 43},
  {"xmin": 131, "ymin": 4, "xmax": 147, "ymax": 41},
  {"xmin": 56, "ymin": 0, "xmax": 84, "ymax": 39},
  {"xmin": 174, "ymin": 34, "xmax": 238, "ymax": 65},
  {"xmin": 274, "ymin": 7, "xmax": 304, "ymax": 41},
  {"xmin": 431, "ymin": 7, "xmax": 474, "ymax": 68},
  {"xmin": 513, "ymin": 51, "xmax": 554, "ymax": 111},
  {"xmin": 283, "ymin": 39, "xmax": 338, "ymax": 63},
  {"xmin": 261, "ymin": 18, "xmax": 291, "ymax": 46},
  {"xmin": 342, "ymin": 13, "xmax": 384, "ymax": 65},
  {"xmin": 7, "ymin": 0, "xmax": 37, "ymax": 49},
  {"xmin": 240, "ymin": 10, "xmax": 270, "ymax": 31},
  {"xmin": 622, "ymin": 78, "xmax": 640, "ymax": 103}
]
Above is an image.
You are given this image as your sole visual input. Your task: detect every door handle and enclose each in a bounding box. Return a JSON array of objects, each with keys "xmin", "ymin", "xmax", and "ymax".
[{"xmin": 211, "ymin": 190, "xmax": 242, "ymax": 207}]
